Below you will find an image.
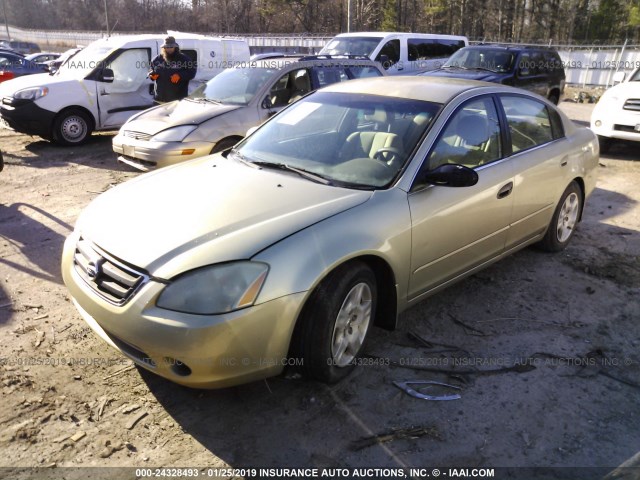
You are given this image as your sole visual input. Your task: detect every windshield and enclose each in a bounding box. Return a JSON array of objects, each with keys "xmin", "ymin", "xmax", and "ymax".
[
  {"xmin": 630, "ymin": 68, "xmax": 640, "ymax": 82},
  {"xmin": 444, "ymin": 48, "xmax": 515, "ymax": 73},
  {"xmin": 190, "ymin": 67, "xmax": 277, "ymax": 105},
  {"xmin": 55, "ymin": 44, "xmax": 112, "ymax": 78},
  {"xmin": 235, "ymin": 91, "xmax": 441, "ymax": 189},
  {"xmin": 320, "ymin": 37, "xmax": 383, "ymax": 57}
]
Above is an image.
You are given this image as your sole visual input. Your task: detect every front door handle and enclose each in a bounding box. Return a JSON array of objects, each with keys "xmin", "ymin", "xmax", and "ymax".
[{"xmin": 497, "ymin": 182, "xmax": 513, "ymax": 199}]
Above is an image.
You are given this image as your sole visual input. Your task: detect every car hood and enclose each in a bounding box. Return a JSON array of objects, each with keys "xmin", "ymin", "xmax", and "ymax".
[
  {"xmin": 76, "ymin": 155, "xmax": 371, "ymax": 278},
  {"xmin": 0, "ymin": 72, "xmax": 60, "ymax": 96},
  {"xmin": 605, "ymin": 80, "xmax": 640, "ymax": 99},
  {"xmin": 422, "ymin": 68, "xmax": 505, "ymax": 82},
  {"xmin": 123, "ymin": 100, "xmax": 242, "ymax": 135}
]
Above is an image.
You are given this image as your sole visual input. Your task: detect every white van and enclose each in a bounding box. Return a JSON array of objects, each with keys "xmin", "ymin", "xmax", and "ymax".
[
  {"xmin": 319, "ymin": 32, "xmax": 468, "ymax": 75},
  {"xmin": 0, "ymin": 32, "xmax": 250, "ymax": 145}
]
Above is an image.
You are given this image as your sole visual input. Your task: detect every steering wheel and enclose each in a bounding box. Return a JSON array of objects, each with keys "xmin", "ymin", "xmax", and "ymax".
[{"xmin": 373, "ymin": 147, "xmax": 403, "ymax": 166}]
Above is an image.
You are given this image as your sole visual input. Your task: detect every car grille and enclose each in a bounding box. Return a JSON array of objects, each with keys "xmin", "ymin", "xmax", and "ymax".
[
  {"xmin": 623, "ymin": 99, "xmax": 640, "ymax": 112},
  {"xmin": 123, "ymin": 130, "xmax": 153, "ymax": 141},
  {"xmin": 73, "ymin": 238, "xmax": 147, "ymax": 305}
]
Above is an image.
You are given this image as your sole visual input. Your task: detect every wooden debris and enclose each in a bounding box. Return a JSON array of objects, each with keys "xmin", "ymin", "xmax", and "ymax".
[
  {"xmin": 121, "ymin": 404, "xmax": 141, "ymax": 414},
  {"xmin": 103, "ymin": 365, "xmax": 135, "ymax": 381},
  {"xmin": 449, "ymin": 314, "xmax": 488, "ymax": 336},
  {"xmin": 350, "ymin": 425, "xmax": 441, "ymax": 451},
  {"xmin": 34, "ymin": 330, "xmax": 45, "ymax": 348},
  {"xmin": 125, "ymin": 411, "xmax": 148, "ymax": 430},
  {"xmin": 70, "ymin": 431, "xmax": 86, "ymax": 442}
]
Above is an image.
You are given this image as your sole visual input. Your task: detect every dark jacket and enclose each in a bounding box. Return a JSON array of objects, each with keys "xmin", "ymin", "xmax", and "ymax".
[{"xmin": 150, "ymin": 51, "xmax": 197, "ymax": 102}]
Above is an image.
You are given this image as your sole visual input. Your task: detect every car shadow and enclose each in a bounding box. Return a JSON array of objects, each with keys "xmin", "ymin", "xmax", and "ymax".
[
  {"xmin": 15, "ymin": 133, "xmax": 134, "ymax": 172},
  {"xmin": 0, "ymin": 202, "xmax": 72, "ymax": 295},
  {"xmin": 601, "ymin": 141, "xmax": 639, "ymax": 161},
  {"xmin": 139, "ymin": 366, "xmax": 413, "ymax": 469}
]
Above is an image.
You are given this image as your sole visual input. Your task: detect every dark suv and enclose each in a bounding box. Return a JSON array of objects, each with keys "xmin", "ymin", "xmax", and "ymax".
[{"xmin": 419, "ymin": 45, "xmax": 565, "ymax": 104}]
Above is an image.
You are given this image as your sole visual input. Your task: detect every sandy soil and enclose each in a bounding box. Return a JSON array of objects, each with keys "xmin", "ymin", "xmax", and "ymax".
[{"xmin": 0, "ymin": 103, "xmax": 639, "ymax": 478}]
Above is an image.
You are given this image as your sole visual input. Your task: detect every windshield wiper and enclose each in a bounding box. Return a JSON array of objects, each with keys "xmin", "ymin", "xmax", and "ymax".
[
  {"xmin": 229, "ymin": 149, "xmax": 259, "ymax": 168},
  {"xmin": 252, "ymin": 161, "xmax": 332, "ymax": 185},
  {"xmin": 186, "ymin": 97, "xmax": 223, "ymax": 104},
  {"xmin": 469, "ymin": 66, "xmax": 496, "ymax": 72}
]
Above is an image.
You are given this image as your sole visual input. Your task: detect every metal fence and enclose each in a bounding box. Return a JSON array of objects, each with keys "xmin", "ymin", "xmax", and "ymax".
[{"xmin": 2, "ymin": 25, "xmax": 639, "ymax": 87}]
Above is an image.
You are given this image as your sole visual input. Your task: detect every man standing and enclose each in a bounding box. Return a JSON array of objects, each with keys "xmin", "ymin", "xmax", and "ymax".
[{"xmin": 149, "ymin": 36, "xmax": 197, "ymax": 103}]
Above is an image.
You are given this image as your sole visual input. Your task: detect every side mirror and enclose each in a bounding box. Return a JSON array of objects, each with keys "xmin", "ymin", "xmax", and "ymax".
[
  {"xmin": 518, "ymin": 67, "xmax": 529, "ymax": 77},
  {"xmin": 101, "ymin": 68, "xmax": 114, "ymax": 83},
  {"xmin": 261, "ymin": 95, "xmax": 273, "ymax": 109},
  {"xmin": 421, "ymin": 163, "xmax": 479, "ymax": 187}
]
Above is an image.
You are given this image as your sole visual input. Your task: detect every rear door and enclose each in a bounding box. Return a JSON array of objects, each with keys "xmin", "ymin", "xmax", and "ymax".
[
  {"xmin": 95, "ymin": 47, "xmax": 155, "ymax": 128},
  {"xmin": 497, "ymin": 94, "xmax": 570, "ymax": 248}
]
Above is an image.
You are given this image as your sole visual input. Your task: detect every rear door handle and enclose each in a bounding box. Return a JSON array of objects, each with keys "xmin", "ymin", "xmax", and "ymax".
[
  {"xmin": 560, "ymin": 155, "xmax": 568, "ymax": 167},
  {"xmin": 497, "ymin": 182, "xmax": 513, "ymax": 199}
]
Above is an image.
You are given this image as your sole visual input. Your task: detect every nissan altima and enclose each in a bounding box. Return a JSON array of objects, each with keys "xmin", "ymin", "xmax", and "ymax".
[{"xmin": 62, "ymin": 77, "xmax": 599, "ymax": 388}]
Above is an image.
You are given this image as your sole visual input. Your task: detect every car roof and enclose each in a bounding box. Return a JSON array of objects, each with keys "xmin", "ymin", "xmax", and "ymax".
[
  {"xmin": 331, "ymin": 31, "xmax": 467, "ymax": 40},
  {"xmin": 462, "ymin": 44, "xmax": 560, "ymax": 53},
  {"xmin": 318, "ymin": 76, "xmax": 496, "ymax": 104},
  {"xmin": 252, "ymin": 55, "xmax": 379, "ymax": 69}
]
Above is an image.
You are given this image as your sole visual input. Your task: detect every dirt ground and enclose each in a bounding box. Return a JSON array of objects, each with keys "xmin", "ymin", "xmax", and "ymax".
[{"xmin": 0, "ymin": 102, "xmax": 639, "ymax": 479}]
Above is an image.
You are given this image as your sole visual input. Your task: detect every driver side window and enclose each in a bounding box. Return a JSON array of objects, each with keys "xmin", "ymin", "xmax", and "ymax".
[
  {"xmin": 106, "ymin": 49, "xmax": 150, "ymax": 93},
  {"xmin": 427, "ymin": 97, "xmax": 502, "ymax": 170}
]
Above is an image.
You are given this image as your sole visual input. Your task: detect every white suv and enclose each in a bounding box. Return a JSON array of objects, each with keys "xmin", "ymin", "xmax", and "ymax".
[{"xmin": 591, "ymin": 67, "xmax": 640, "ymax": 152}]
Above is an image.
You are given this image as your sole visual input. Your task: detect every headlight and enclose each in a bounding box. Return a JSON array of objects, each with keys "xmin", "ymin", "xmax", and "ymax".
[
  {"xmin": 14, "ymin": 86, "xmax": 49, "ymax": 101},
  {"xmin": 151, "ymin": 125, "xmax": 197, "ymax": 142},
  {"xmin": 156, "ymin": 262, "xmax": 269, "ymax": 315}
]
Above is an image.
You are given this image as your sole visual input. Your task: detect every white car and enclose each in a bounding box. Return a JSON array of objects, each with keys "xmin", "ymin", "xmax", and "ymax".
[{"xmin": 591, "ymin": 67, "xmax": 640, "ymax": 152}]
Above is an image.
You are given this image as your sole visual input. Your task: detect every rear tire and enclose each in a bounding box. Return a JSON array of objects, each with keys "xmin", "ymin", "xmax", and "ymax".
[
  {"xmin": 52, "ymin": 109, "xmax": 92, "ymax": 146},
  {"xmin": 538, "ymin": 181, "xmax": 583, "ymax": 252},
  {"xmin": 294, "ymin": 261, "xmax": 377, "ymax": 384}
]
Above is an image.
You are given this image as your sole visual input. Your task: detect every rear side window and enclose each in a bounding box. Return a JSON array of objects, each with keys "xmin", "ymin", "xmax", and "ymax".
[
  {"xmin": 500, "ymin": 95, "xmax": 554, "ymax": 152},
  {"xmin": 347, "ymin": 65, "xmax": 383, "ymax": 78},
  {"xmin": 313, "ymin": 67, "xmax": 349, "ymax": 87},
  {"xmin": 407, "ymin": 39, "xmax": 466, "ymax": 61}
]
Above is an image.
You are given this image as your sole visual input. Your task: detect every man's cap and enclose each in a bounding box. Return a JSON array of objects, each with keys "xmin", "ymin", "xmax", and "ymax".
[{"xmin": 162, "ymin": 36, "xmax": 179, "ymax": 48}]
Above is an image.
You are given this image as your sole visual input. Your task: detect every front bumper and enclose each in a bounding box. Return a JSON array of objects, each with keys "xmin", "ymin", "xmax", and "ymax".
[
  {"xmin": 61, "ymin": 234, "xmax": 306, "ymax": 389},
  {"xmin": 113, "ymin": 132, "xmax": 215, "ymax": 171},
  {"xmin": 0, "ymin": 97, "xmax": 56, "ymax": 138},
  {"xmin": 591, "ymin": 107, "xmax": 640, "ymax": 142}
]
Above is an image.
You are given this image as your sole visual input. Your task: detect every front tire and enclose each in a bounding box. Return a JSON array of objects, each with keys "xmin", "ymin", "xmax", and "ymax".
[
  {"xmin": 294, "ymin": 261, "xmax": 377, "ymax": 383},
  {"xmin": 539, "ymin": 181, "xmax": 583, "ymax": 252},
  {"xmin": 52, "ymin": 109, "xmax": 92, "ymax": 146}
]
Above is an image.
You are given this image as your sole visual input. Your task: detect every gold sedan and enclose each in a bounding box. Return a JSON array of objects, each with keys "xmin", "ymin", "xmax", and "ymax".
[{"xmin": 62, "ymin": 77, "xmax": 599, "ymax": 388}]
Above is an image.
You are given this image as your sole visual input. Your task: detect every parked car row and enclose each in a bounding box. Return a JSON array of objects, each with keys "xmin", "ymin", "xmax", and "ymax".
[
  {"xmin": 0, "ymin": 50, "xmax": 47, "ymax": 83},
  {"xmin": 0, "ymin": 33, "xmax": 251, "ymax": 145},
  {"xmin": 0, "ymin": 40, "xmax": 41, "ymax": 54}
]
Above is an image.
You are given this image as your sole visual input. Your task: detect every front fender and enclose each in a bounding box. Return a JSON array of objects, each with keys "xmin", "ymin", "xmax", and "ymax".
[{"xmin": 252, "ymin": 188, "xmax": 413, "ymax": 316}]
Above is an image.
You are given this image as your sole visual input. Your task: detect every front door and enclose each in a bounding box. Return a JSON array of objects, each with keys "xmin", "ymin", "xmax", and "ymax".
[
  {"xmin": 97, "ymin": 48, "xmax": 154, "ymax": 128},
  {"xmin": 408, "ymin": 96, "xmax": 514, "ymax": 299}
]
